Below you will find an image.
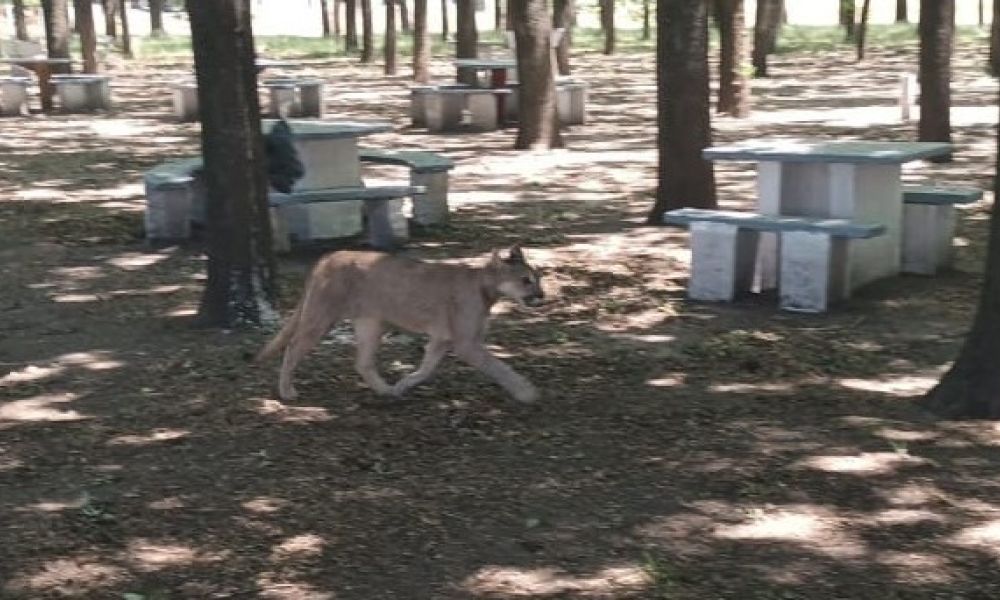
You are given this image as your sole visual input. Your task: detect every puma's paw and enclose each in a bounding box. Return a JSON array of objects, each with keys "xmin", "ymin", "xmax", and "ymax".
[
  {"xmin": 514, "ymin": 384, "xmax": 539, "ymax": 404},
  {"xmin": 278, "ymin": 386, "xmax": 298, "ymax": 402}
]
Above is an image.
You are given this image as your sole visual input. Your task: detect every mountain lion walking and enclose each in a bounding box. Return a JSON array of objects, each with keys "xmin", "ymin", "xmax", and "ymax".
[{"xmin": 257, "ymin": 245, "xmax": 545, "ymax": 403}]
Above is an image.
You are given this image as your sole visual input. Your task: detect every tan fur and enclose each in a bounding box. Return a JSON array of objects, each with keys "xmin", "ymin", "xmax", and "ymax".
[{"xmin": 257, "ymin": 246, "xmax": 545, "ymax": 403}]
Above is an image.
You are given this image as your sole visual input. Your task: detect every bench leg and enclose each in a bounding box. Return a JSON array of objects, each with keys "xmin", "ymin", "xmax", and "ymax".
[
  {"xmin": 269, "ymin": 207, "xmax": 292, "ymax": 254},
  {"xmin": 144, "ymin": 185, "xmax": 193, "ymax": 241},
  {"xmin": 410, "ymin": 90, "xmax": 428, "ymax": 128},
  {"xmin": 688, "ymin": 222, "xmax": 758, "ymax": 302},
  {"xmin": 411, "ymin": 171, "xmax": 449, "ymax": 225},
  {"xmin": 902, "ymin": 203, "xmax": 955, "ymax": 276},
  {"xmin": 299, "ymin": 84, "xmax": 324, "ymax": 118},
  {"xmin": 556, "ymin": 86, "xmax": 571, "ymax": 126},
  {"xmin": 173, "ymin": 87, "xmax": 198, "ymax": 121},
  {"xmin": 779, "ymin": 231, "xmax": 849, "ymax": 313},
  {"xmin": 0, "ymin": 82, "xmax": 28, "ymax": 116},
  {"xmin": 467, "ymin": 93, "xmax": 499, "ymax": 131},
  {"xmin": 269, "ymin": 86, "xmax": 297, "ymax": 118},
  {"xmin": 365, "ymin": 198, "xmax": 408, "ymax": 250},
  {"xmin": 425, "ymin": 93, "xmax": 463, "ymax": 132}
]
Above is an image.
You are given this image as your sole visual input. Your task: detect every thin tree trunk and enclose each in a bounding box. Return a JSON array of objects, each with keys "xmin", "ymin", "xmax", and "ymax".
[
  {"xmin": 360, "ymin": 0, "xmax": 374, "ymax": 62},
  {"xmin": 642, "ymin": 0, "xmax": 650, "ymax": 40},
  {"xmin": 600, "ymin": 0, "xmax": 614, "ymax": 55},
  {"xmin": 896, "ymin": 0, "xmax": 907, "ymax": 23},
  {"xmin": 74, "ymin": 0, "xmax": 98, "ymax": 73},
  {"xmin": 841, "ymin": 0, "xmax": 856, "ymax": 41},
  {"xmin": 345, "ymin": 0, "xmax": 358, "ymax": 51},
  {"xmin": 495, "ymin": 0, "xmax": 503, "ymax": 31},
  {"xmin": 510, "ymin": 0, "xmax": 562, "ymax": 150},
  {"xmin": 41, "ymin": 0, "xmax": 72, "ymax": 72},
  {"xmin": 856, "ymin": 0, "xmax": 871, "ymax": 62},
  {"xmin": 149, "ymin": 0, "xmax": 164, "ymax": 37},
  {"xmin": 716, "ymin": 0, "xmax": 749, "ymax": 117},
  {"xmin": 441, "ymin": 0, "xmax": 449, "ymax": 41},
  {"xmin": 185, "ymin": 0, "xmax": 277, "ymax": 328},
  {"xmin": 918, "ymin": 0, "xmax": 953, "ymax": 158},
  {"xmin": 457, "ymin": 0, "xmax": 478, "ymax": 84},
  {"xmin": 751, "ymin": 0, "xmax": 779, "ymax": 77},
  {"xmin": 12, "ymin": 0, "xmax": 29, "ymax": 40},
  {"xmin": 553, "ymin": 0, "xmax": 572, "ymax": 76},
  {"xmin": 648, "ymin": 0, "xmax": 716, "ymax": 222},
  {"xmin": 400, "ymin": 0, "xmax": 410, "ymax": 33},
  {"xmin": 413, "ymin": 0, "xmax": 430, "ymax": 82},
  {"xmin": 119, "ymin": 0, "xmax": 133, "ymax": 58},
  {"xmin": 980, "ymin": 0, "xmax": 986, "ymax": 26},
  {"xmin": 991, "ymin": 0, "xmax": 1000, "ymax": 76},
  {"xmin": 385, "ymin": 0, "xmax": 397, "ymax": 74},
  {"xmin": 321, "ymin": 0, "xmax": 332, "ymax": 36},
  {"xmin": 103, "ymin": 0, "xmax": 117, "ymax": 37}
]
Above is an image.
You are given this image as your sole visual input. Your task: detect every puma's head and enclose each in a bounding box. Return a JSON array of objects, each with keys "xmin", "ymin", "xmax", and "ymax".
[{"xmin": 490, "ymin": 245, "xmax": 545, "ymax": 308}]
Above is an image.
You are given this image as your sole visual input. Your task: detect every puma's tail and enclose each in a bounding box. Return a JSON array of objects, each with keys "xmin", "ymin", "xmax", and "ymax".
[{"xmin": 255, "ymin": 307, "xmax": 300, "ymax": 363}]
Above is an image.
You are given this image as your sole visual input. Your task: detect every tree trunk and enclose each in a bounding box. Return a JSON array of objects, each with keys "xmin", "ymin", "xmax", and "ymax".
[
  {"xmin": 991, "ymin": 0, "xmax": 1000, "ymax": 76},
  {"xmin": 856, "ymin": 0, "xmax": 871, "ymax": 61},
  {"xmin": 413, "ymin": 0, "xmax": 430, "ymax": 81},
  {"xmin": 345, "ymin": 0, "xmax": 358, "ymax": 51},
  {"xmin": 751, "ymin": 0, "xmax": 780, "ymax": 77},
  {"xmin": 648, "ymin": 0, "xmax": 716, "ymax": 223},
  {"xmin": 333, "ymin": 0, "xmax": 340, "ymax": 36},
  {"xmin": 441, "ymin": 0, "xmax": 449, "ymax": 41},
  {"xmin": 74, "ymin": 0, "xmax": 98, "ymax": 73},
  {"xmin": 149, "ymin": 0, "xmax": 164, "ymax": 36},
  {"xmin": 385, "ymin": 0, "xmax": 397, "ymax": 74},
  {"xmin": 600, "ymin": 0, "xmax": 614, "ymax": 55},
  {"xmin": 41, "ymin": 0, "xmax": 72, "ymax": 73},
  {"xmin": 103, "ymin": 0, "xmax": 117, "ymax": 37},
  {"xmin": 510, "ymin": 0, "xmax": 562, "ymax": 150},
  {"xmin": 716, "ymin": 0, "xmax": 749, "ymax": 117},
  {"xmin": 495, "ymin": 0, "xmax": 503, "ymax": 30},
  {"xmin": 896, "ymin": 0, "xmax": 907, "ymax": 22},
  {"xmin": 642, "ymin": 0, "xmax": 650, "ymax": 40},
  {"xmin": 918, "ymin": 0, "xmax": 953, "ymax": 158},
  {"xmin": 841, "ymin": 0, "xmax": 855, "ymax": 41},
  {"xmin": 552, "ymin": 0, "xmax": 572, "ymax": 76},
  {"xmin": 457, "ymin": 0, "xmax": 478, "ymax": 84},
  {"xmin": 185, "ymin": 0, "xmax": 277, "ymax": 328},
  {"xmin": 360, "ymin": 0, "xmax": 374, "ymax": 62},
  {"xmin": 980, "ymin": 0, "xmax": 986, "ymax": 26},
  {"xmin": 320, "ymin": 0, "xmax": 332, "ymax": 36},
  {"xmin": 119, "ymin": 0, "xmax": 133, "ymax": 58},
  {"xmin": 922, "ymin": 97, "xmax": 1000, "ymax": 419},
  {"xmin": 12, "ymin": 0, "xmax": 29, "ymax": 40},
  {"xmin": 400, "ymin": 0, "xmax": 410, "ymax": 33}
]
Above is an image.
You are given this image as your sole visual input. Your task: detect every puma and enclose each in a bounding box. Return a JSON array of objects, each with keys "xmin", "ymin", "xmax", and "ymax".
[{"xmin": 257, "ymin": 245, "xmax": 545, "ymax": 403}]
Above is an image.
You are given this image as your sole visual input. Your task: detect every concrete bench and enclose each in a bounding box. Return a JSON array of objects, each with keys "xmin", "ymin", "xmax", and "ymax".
[
  {"xmin": 52, "ymin": 74, "xmax": 112, "ymax": 112},
  {"xmin": 171, "ymin": 80, "xmax": 198, "ymax": 121},
  {"xmin": 0, "ymin": 76, "xmax": 29, "ymax": 116},
  {"xmin": 422, "ymin": 86, "xmax": 512, "ymax": 132},
  {"xmin": 664, "ymin": 208, "xmax": 886, "ymax": 313},
  {"xmin": 901, "ymin": 185, "xmax": 982, "ymax": 275},
  {"xmin": 262, "ymin": 78, "xmax": 325, "ymax": 119},
  {"xmin": 410, "ymin": 83, "xmax": 471, "ymax": 128},
  {"xmin": 358, "ymin": 149, "xmax": 455, "ymax": 225},
  {"xmin": 143, "ymin": 158, "xmax": 422, "ymax": 251},
  {"xmin": 503, "ymin": 79, "xmax": 588, "ymax": 126}
]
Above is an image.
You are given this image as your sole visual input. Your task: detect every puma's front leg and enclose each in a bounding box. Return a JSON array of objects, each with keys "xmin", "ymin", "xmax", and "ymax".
[
  {"xmin": 454, "ymin": 342, "xmax": 539, "ymax": 403},
  {"xmin": 353, "ymin": 318, "xmax": 395, "ymax": 396},
  {"xmin": 392, "ymin": 337, "xmax": 449, "ymax": 396}
]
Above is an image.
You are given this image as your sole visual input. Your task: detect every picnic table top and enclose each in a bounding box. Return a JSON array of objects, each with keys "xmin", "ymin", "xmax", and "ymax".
[
  {"xmin": 703, "ymin": 140, "xmax": 953, "ymax": 165},
  {"xmin": 0, "ymin": 57, "xmax": 72, "ymax": 65},
  {"xmin": 454, "ymin": 58, "xmax": 517, "ymax": 69},
  {"xmin": 262, "ymin": 119, "xmax": 391, "ymax": 140}
]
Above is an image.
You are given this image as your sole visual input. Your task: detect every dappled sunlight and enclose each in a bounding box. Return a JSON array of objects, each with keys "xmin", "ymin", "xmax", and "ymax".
[
  {"xmin": 1, "ymin": 351, "xmax": 125, "ymax": 388},
  {"xmin": 795, "ymin": 451, "xmax": 932, "ymax": 476},
  {"xmin": 949, "ymin": 519, "xmax": 1000, "ymax": 559},
  {"xmin": 0, "ymin": 392, "xmax": 88, "ymax": 423},
  {"xmin": 3, "ymin": 556, "xmax": 127, "ymax": 597},
  {"xmin": 462, "ymin": 565, "xmax": 649, "ymax": 597},
  {"xmin": 126, "ymin": 538, "xmax": 230, "ymax": 571},
  {"xmin": 838, "ymin": 373, "xmax": 942, "ymax": 397},
  {"xmin": 271, "ymin": 533, "xmax": 326, "ymax": 561},
  {"xmin": 243, "ymin": 496, "xmax": 290, "ymax": 514},
  {"xmin": 108, "ymin": 428, "xmax": 190, "ymax": 446},
  {"xmin": 253, "ymin": 397, "xmax": 335, "ymax": 423},
  {"xmin": 713, "ymin": 505, "xmax": 866, "ymax": 560},
  {"xmin": 255, "ymin": 574, "xmax": 335, "ymax": 600}
]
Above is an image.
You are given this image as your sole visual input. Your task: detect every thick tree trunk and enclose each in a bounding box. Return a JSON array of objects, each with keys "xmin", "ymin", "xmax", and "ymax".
[
  {"xmin": 413, "ymin": 0, "xmax": 430, "ymax": 82},
  {"xmin": 12, "ymin": 0, "xmax": 29, "ymax": 40},
  {"xmin": 385, "ymin": 0, "xmax": 397, "ymax": 74},
  {"xmin": 74, "ymin": 0, "xmax": 99, "ymax": 73},
  {"xmin": 648, "ymin": 0, "xmax": 716, "ymax": 223},
  {"xmin": 896, "ymin": 0, "xmax": 907, "ymax": 23},
  {"xmin": 185, "ymin": 0, "xmax": 277, "ymax": 328},
  {"xmin": 103, "ymin": 0, "xmax": 117, "ymax": 37},
  {"xmin": 149, "ymin": 0, "xmax": 164, "ymax": 37},
  {"xmin": 600, "ymin": 0, "xmax": 614, "ymax": 55},
  {"xmin": 41, "ymin": 0, "xmax": 72, "ymax": 73},
  {"xmin": 841, "ymin": 0, "xmax": 856, "ymax": 41},
  {"xmin": 345, "ymin": 0, "xmax": 358, "ymax": 51},
  {"xmin": 642, "ymin": 0, "xmax": 650, "ymax": 40},
  {"xmin": 441, "ymin": 0, "xmax": 449, "ymax": 41},
  {"xmin": 856, "ymin": 0, "xmax": 871, "ymax": 61},
  {"xmin": 552, "ymin": 0, "xmax": 572, "ymax": 76},
  {"xmin": 991, "ymin": 0, "xmax": 1000, "ymax": 75},
  {"xmin": 456, "ymin": 0, "xmax": 478, "ymax": 84},
  {"xmin": 922, "ymin": 97, "xmax": 1000, "ymax": 419},
  {"xmin": 320, "ymin": 0, "xmax": 332, "ymax": 36},
  {"xmin": 716, "ymin": 0, "xmax": 749, "ymax": 117},
  {"xmin": 918, "ymin": 0, "xmax": 953, "ymax": 158},
  {"xmin": 360, "ymin": 0, "xmax": 374, "ymax": 62},
  {"xmin": 119, "ymin": 0, "xmax": 133, "ymax": 58},
  {"xmin": 751, "ymin": 0, "xmax": 780, "ymax": 77},
  {"xmin": 510, "ymin": 0, "xmax": 562, "ymax": 150}
]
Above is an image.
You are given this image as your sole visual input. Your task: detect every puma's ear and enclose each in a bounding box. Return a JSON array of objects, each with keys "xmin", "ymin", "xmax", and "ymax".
[{"xmin": 507, "ymin": 244, "xmax": 525, "ymax": 264}]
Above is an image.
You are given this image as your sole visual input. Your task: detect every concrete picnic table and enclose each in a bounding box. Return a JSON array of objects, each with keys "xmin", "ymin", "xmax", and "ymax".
[
  {"xmin": 702, "ymin": 139, "xmax": 953, "ymax": 291},
  {"xmin": 0, "ymin": 56, "xmax": 72, "ymax": 112},
  {"xmin": 454, "ymin": 58, "xmax": 516, "ymax": 125}
]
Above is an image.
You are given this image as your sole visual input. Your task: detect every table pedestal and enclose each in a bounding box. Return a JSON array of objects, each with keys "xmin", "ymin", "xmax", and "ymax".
[{"xmin": 279, "ymin": 137, "xmax": 365, "ymax": 241}]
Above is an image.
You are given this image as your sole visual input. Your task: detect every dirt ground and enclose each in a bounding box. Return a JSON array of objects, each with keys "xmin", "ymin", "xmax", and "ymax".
[{"xmin": 2, "ymin": 39, "xmax": 1000, "ymax": 600}]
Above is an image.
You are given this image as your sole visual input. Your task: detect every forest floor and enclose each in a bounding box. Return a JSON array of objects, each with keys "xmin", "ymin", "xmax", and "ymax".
[{"xmin": 1, "ymin": 37, "xmax": 1000, "ymax": 600}]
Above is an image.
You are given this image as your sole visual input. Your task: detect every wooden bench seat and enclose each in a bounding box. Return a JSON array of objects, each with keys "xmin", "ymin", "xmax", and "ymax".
[
  {"xmin": 664, "ymin": 207, "xmax": 886, "ymax": 313},
  {"xmin": 358, "ymin": 149, "xmax": 455, "ymax": 225},
  {"xmin": 901, "ymin": 185, "xmax": 982, "ymax": 275}
]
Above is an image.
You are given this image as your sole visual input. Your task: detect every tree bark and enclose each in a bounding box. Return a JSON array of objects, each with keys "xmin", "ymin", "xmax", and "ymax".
[
  {"xmin": 185, "ymin": 0, "xmax": 277, "ymax": 328},
  {"xmin": 399, "ymin": 0, "xmax": 410, "ymax": 33},
  {"xmin": 918, "ymin": 0, "xmax": 953, "ymax": 158},
  {"xmin": 74, "ymin": 0, "xmax": 99, "ymax": 73},
  {"xmin": 510, "ymin": 0, "xmax": 562, "ymax": 150},
  {"xmin": 457, "ymin": 0, "xmax": 479, "ymax": 84},
  {"xmin": 385, "ymin": 0, "xmax": 397, "ymax": 74},
  {"xmin": 441, "ymin": 0, "xmax": 449, "ymax": 41},
  {"xmin": 856, "ymin": 0, "xmax": 871, "ymax": 62},
  {"xmin": 991, "ymin": 0, "xmax": 1000, "ymax": 76},
  {"xmin": 12, "ymin": 0, "xmax": 29, "ymax": 40},
  {"xmin": 552, "ymin": 0, "xmax": 572, "ymax": 76},
  {"xmin": 360, "ymin": 0, "xmax": 374, "ymax": 62},
  {"xmin": 648, "ymin": 0, "xmax": 716, "ymax": 223},
  {"xmin": 896, "ymin": 0, "xmax": 907, "ymax": 23},
  {"xmin": 103, "ymin": 0, "xmax": 117, "ymax": 37},
  {"xmin": 41, "ymin": 0, "xmax": 72, "ymax": 73},
  {"xmin": 600, "ymin": 0, "xmax": 614, "ymax": 55},
  {"xmin": 841, "ymin": 0, "xmax": 855, "ymax": 41},
  {"xmin": 980, "ymin": 0, "xmax": 986, "ymax": 26},
  {"xmin": 413, "ymin": 0, "xmax": 430, "ymax": 82},
  {"xmin": 496, "ymin": 0, "xmax": 503, "ymax": 30},
  {"xmin": 751, "ymin": 0, "xmax": 780, "ymax": 77},
  {"xmin": 119, "ymin": 0, "xmax": 133, "ymax": 58},
  {"xmin": 345, "ymin": 0, "xmax": 358, "ymax": 51},
  {"xmin": 333, "ymin": 0, "xmax": 340, "ymax": 36},
  {"xmin": 642, "ymin": 0, "xmax": 650, "ymax": 40},
  {"xmin": 149, "ymin": 0, "xmax": 165, "ymax": 36},
  {"xmin": 320, "ymin": 0, "xmax": 332, "ymax": 36},
  {"xmin": 716, "ymin": 0, "xmax": 749, "ymax": 117}
]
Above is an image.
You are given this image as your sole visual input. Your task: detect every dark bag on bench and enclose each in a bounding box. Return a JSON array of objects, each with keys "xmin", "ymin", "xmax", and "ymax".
[{"xmin": 265, "ymin": 119, "xmax": 305, "ymax": 193}]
